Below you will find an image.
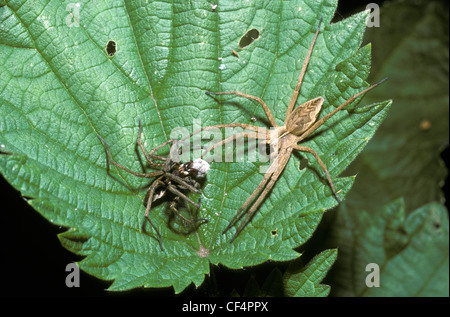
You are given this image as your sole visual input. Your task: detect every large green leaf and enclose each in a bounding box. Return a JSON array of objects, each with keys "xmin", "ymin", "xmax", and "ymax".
[{"xmin": 0, "ymin": 0, "xmax": 389, "ymax": 292}]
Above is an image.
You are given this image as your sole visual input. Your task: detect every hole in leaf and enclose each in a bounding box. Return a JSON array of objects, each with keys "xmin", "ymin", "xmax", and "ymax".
[
  {"xmin": 106, "ymin": 40, "xmax": 117, "ymax": 57},
  {"xmin": 271, "ymin": 229, "xmax": 278, "ymax": 236},
  {"xmin": 433, "ymin": 220, "xmax": 441, "ymax": 230},
  {"xmin": 238, "ymin": 28, "xmax": 260, "ymax": 48}
]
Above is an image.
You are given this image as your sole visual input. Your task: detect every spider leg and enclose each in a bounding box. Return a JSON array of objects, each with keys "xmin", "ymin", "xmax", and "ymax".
[
  {"xmin": 294, "ymin": 145, "xmax": 340, "ymax": 203},
  {"xmin": 296, "ymin": 78, "xmax": 388, "ymax": 143},
  {"xmin": 176, "ymin": 123, "xmax": 265, "ymax": 160},
  {"xmin": 285, "ymin": 18, "xmax": 322, "ymax": 120},
  {"xmin": 167, "ymin": 184, "xmax": 200, "ymax": 209},
  {"xmin": 165, "ymin": 173, "xmax": 200, "ymax": 193},
  {"xmin": 222, "ymin": 135, "xmax": 278, "ymax": 235},
  {"xmin": 180, "ymin": 123, "xmax": 265, "ymax": 144},
  {"xmin": 170, "ymin": 198, "xmax": 209, "ymax": 224},
  {"xmin": 142, "ymin": 177, "xmax": 165, "ymax": 251},
  {"xmin": 169, "ymin": 198, "xmax": 196, "ymax": 226},
  {"xmin": 97, "ymin": 134, "xmax": 165, "ymax": 178},
  {"xmin": 221, "ymin": 163, "xmax": 273, "ymax": 235},
  {"xmin": 148, "ymin": 138, "xmax": 175, "ymax": 160},
  {"xmin": 137, "ymin": 119, "xmax": 168, "ymax": 167},
  {"xmin": 143, "ymin": 177, "xmax": 164, "ymax": 217},
  {"xmin": 206, "ymin": 91, "xmax": 278, "ymax": 127},
  {"xmin": 169, "ymin": 200, "xmax": 209, "ymax": 237},
  {"xmin": 228, "ymin": 149, "xmax": 292, "ymax": 243},
  {"xmin": 201, "ymin": 131, "xmax": 267, "ymax": 159},
  {"xmin": 194, "ymin": 217, "xmax": 209, "ymax": 224},
  {"xmin": 199, "ymin": 123, "xmax": 263, "ymax": 132}
]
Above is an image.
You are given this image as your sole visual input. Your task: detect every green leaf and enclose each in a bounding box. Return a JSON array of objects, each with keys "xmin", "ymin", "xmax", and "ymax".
[
  {"xmin": 344, "ymin": 0, "xmax": 449, "ymax": 213},
  {"xmin": 0, "ymin": 0, "xmax": 389, "ymax": 292},
  {"xmin": 238, "ymin": 251, "xmax": 336, "ymax": 297},
  {"xmin": 315, "ymin": 0, "xmax": 449, "ymax": 297},
  {"xmin": 283, "ymin": 249, "xmax": 337, "ymax": 297},
  {"xmin": 327, "ymin": 199, "xmax": 449, "ymax": 297}
]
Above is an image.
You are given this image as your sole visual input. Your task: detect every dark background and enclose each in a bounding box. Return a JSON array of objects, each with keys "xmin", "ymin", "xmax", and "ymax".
[{"xmin": 0, "ymin": 0, "xmax": 448, "ymax": 297}]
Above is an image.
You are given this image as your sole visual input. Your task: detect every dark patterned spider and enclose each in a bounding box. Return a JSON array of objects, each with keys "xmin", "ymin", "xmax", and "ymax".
[
  {"xmin": 97, "ymin": 120, "xmax": 210, "ymax": 251},
  {"xmin": 193, "ymin": 18, "xmax": 386, "ymax": 242}
]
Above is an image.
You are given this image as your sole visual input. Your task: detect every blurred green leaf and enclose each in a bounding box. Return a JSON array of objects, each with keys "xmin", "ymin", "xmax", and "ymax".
[
  {"xmin": 328, "ymin": 199, "xmax": 449, "ymax": 297},
  {"xmin": 242, "ymin": 267, "xmax": 284, "ymax": 297},
  {"xmin": 318, "ymin": 0, "xmax": 449, "ymax": 297},
  {"xmin": 344, "ymin": 0, "xmax": 449, "ymax": 213},
  {"xmin": 0, "ymin": 0, "xmax": 389, "ymax": 292}
]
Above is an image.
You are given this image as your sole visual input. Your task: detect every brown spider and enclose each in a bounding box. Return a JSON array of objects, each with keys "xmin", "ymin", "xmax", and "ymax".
[
  {"xmin": 194, "ymin": 18, "xmax": 386, "ymax": 243},
  {"xmin": 97, "ymin": 120, "xmax": 210, "ymax": 251}
]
